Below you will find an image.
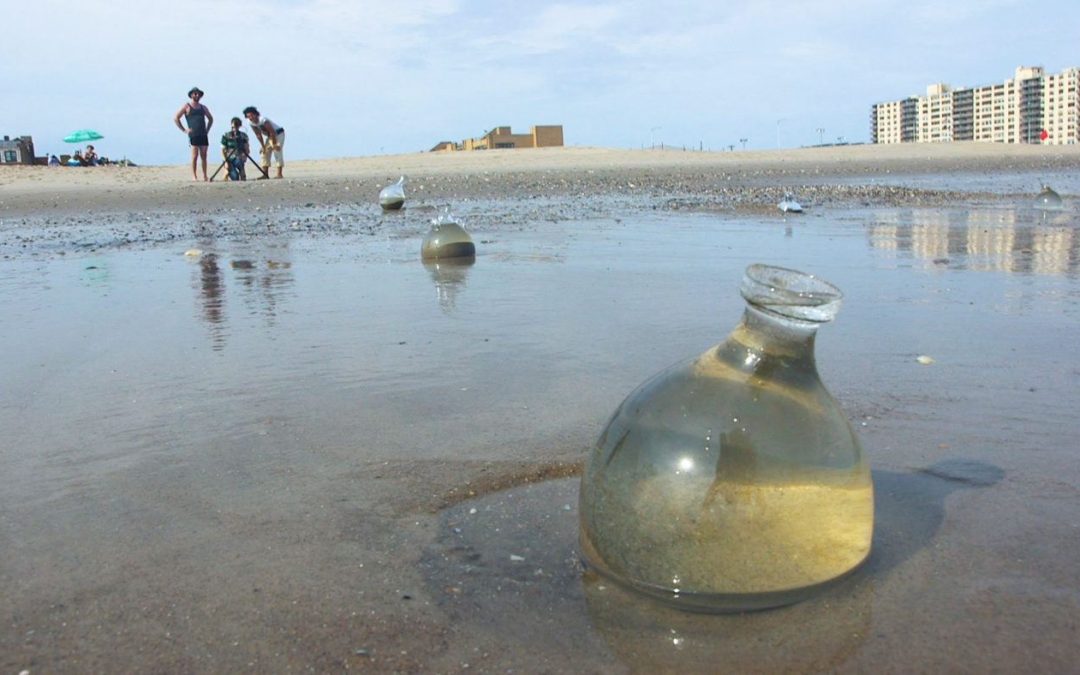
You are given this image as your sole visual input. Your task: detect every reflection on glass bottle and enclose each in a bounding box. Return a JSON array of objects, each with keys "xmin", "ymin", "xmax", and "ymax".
[
  {"xmin": 421, "ymin": 210, "xmax": 476, "ymax": 261},
  {"xmin": 424, "ymin": 258, "xmax": 474, "ymax": 313},
  {"xmin": 579, "ymin": 264, "xmax": 873, "ymax": 612},
  {"xmin": 380, "ymin": 175, "xmax": 406, "ymax": 211}
]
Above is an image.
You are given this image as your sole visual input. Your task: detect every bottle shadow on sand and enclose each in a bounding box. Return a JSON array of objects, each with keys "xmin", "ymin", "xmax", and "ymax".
[{"xmin": 418, "ymin": 458, "xmax": 1003, "ymax": 672}]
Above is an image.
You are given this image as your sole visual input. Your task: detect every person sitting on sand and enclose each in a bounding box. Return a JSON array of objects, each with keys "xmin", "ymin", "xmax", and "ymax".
[
  {"xmin": 242, "ymin": 106, "xmax": 285, "ymax": 179},
  {"xmin": 220, "ymin": 117, "xmax": 250, "ymax": 181},
  {"xmin": 68, "ymin": 151, "xmax": 84, "ymax": 167},
  {"xmin": 84, "ymin": 145, "xmax": 98, "ymax": 166},
  {"xmin": 48, "ymin": 155, "xmax": 60, "ymax": 166}
]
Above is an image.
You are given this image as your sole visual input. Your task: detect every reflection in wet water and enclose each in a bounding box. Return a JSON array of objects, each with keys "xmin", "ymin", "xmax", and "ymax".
[
  {"xmin": 424, "ymin": 258, "xmax": 474, "ymax": 313},
  {"xmin": 233, "ymin": 255, "xmax": 294, "ymax": 325},
  {"xmin": 421, "ymin": 459, "xmax": 1003, "ymax": 672},
  {"xmin": 2, "ymin": 207, "xmax": 1077, "ymax": 670},
  {"xmin": 188, "ymin": 244, "xmax": 296, "ymax": 350},
  {"xmin": 583, "ymin": 570, "xmax": 871, "ymax": 673},
  {"xmin": 197, "ymin": 252, "xmax": 226, "ymax": 350},
  {"xmin": 868, "ymin": 207, "xmax": 1079, "ymax": 276}
]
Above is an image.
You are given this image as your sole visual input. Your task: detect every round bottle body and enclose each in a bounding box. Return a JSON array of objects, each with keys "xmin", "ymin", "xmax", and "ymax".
[
  {"xmin": 580, "ymin": 315, "xmax": 873, "ymax": 612},
  {"xmin": 421, "ymin": 222, "xmax": 475, "ymax": 260},
  {"xmin": 379, "ymin": 177, "xmax": 406, "ymax": 210}
]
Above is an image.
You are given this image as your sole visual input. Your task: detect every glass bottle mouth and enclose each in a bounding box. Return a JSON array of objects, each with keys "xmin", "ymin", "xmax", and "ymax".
[{"xmin": 740, "ymin": 264, "xmax": 843, "ymax": 323}]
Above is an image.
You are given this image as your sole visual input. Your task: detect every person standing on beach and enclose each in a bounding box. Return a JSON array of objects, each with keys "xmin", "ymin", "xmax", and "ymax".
[
  {"xmin": 243, "ymin": 106, "xmax": 285, "ymax": 179},
  {"xmin": 174, "ymin": 87, "xmax": 214, "ymax": 181}
]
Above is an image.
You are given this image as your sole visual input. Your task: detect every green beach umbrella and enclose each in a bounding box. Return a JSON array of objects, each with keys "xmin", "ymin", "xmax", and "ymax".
[{"xmin": 63, "ymin": 129, "xmax": 104, "ymax": 143}]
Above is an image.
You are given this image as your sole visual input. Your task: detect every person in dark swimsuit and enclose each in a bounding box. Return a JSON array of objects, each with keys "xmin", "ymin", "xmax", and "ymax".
[{"xmin": 174, "ymin": 87, "xmax": 214, "ymax": 181}]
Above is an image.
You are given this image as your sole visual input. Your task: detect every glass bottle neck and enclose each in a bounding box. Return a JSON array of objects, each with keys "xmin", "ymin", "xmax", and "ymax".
[{"xmin": 726, "ymin": 304, "xmax": 821, "ymax": 362}]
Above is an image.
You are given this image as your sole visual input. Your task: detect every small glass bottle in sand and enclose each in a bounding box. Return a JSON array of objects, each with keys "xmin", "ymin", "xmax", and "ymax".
[
  {"xmin": 379, "ymin": 176, "xmax": 406, "ymax": 211},
  {"xmin": 579, "ymin": 264, "xmax": 873, "ymax": 612}
]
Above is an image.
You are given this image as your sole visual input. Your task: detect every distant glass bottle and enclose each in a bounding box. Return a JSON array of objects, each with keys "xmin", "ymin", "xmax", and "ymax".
[
  {"xmin": 1033, "ymin": 185, "xmax": 1063, "ymax": 211},
  {"xmin": 379, "ymin": 176, "xmax": 406, "ymax": 211},
  {"xmin": 421, "ymin": 210, "xmax": 475, "ymax": 261},
  {"xmin": 579, "ymin": 264, "xmax": 873, "ymax": 612}
]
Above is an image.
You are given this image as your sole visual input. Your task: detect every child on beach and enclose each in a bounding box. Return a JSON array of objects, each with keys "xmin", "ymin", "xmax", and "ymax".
[
  {"xmin": 242, "ymin": 106, "xmax": 285, "ymax": 179},
  {"xmin": 174, "ymin": 87, "xmax": 214, "ymax": 181}
]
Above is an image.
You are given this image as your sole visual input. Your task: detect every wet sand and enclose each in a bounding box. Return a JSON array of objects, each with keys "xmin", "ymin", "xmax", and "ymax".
[{"xmin": 2, "ymin": 145, "xmax": 1079, "ymax": 672}]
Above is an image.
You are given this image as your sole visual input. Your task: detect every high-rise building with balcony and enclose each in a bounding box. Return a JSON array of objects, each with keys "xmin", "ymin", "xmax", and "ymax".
[{"xmin": 872, "ymin": 66, "xmax": 1080, "ymax": 145}]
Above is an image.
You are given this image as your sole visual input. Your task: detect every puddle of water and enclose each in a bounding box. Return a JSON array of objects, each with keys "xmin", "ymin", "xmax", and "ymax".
[
  {"xmin": 827, "ymin": 169, "xmax": 1080, "ymax": 196},
  {"xmin": 418, "ymin": 461, "xmax": 1001, "ymax": 673},
  {"xmin": 2, "ymin": 206, "xmax": 1079, "ymax": 670}
]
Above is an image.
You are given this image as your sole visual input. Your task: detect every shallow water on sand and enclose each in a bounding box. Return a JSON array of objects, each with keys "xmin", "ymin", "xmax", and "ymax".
[{"xmin": 2, "ymin": 204, "xmax": 1079, "ymax": 671}]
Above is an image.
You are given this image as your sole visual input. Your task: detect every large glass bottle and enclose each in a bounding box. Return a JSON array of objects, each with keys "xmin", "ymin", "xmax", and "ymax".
[
  {"xmin": 579, "ymin": 264, "xmax": 873, "ymax": 612},
  {"xmin": 421, "ymin": 211, "xmax": 475, "ymax": 261}
]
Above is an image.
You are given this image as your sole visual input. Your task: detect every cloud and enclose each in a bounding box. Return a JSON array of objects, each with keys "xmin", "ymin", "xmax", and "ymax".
[
  {"xmin": 468, "ymin": 3, "xmax": 622, "ymax": 56},
  {"xmin": 4, "ymin": 0, "xmax": 1079, "ymax": 162}
]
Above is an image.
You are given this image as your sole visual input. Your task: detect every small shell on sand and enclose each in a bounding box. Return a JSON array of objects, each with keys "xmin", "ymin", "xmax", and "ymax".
[
  {"xmin": 916, "ymin": 355, "xmax": 935, "ymax": 365},
  {"xmin": 183, "ymin": 249, "xmax": 203, "ymax": 257}
]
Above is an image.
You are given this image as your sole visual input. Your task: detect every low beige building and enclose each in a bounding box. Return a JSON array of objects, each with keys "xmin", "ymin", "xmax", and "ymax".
[{"xmin": 431, "ymin": 125, "xmax": 564, "ymax": 152}]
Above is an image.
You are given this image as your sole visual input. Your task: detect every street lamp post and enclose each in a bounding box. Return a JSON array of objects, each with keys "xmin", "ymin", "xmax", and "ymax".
[
  {"xmin": 739, "ymin": 138, "xmax": 748, "ymax": 150},
  {"xmin": 816, "ymin": 127, "xmax": 825, "ymax": 145},
  {"xmin": 650, "ymin": 127, "xmax": 662, "ymax": 149}
]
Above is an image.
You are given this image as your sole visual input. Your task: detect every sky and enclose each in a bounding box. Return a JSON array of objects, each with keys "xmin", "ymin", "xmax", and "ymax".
[{"xmin": 2, "ymin": 0, "xmax": 1078, "ymax": 165}]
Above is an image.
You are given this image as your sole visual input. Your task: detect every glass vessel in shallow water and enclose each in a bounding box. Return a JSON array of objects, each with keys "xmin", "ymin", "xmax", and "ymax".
[
  {"xmin": 579, "ymin": 264, "xmax": 873, "ymax": 612},
  {"xmin": 1033, "ymin": 185, "xmax": 1064, "ymax": 211},
  {"xmin": 421, "ymin": 211, "xmax": 475, "ymax": 261}
]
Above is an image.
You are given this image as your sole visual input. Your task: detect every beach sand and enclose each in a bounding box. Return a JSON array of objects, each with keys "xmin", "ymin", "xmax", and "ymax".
[
  {"xmin": 2, "ymin": 144, "xmax": 1079, "ymax": 672},
  {"xmin": 3, "ymin": 142, "xmax": 1080, "ymax": 217}
]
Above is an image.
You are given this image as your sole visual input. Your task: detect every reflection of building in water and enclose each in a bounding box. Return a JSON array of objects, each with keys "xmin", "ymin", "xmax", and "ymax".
[
  {"xmin": 866, "ymin": 209, "xmax": 1079, "ymax": 276},
  {"xmin": 911, "ymin": 210, "xmax": 951, "ymax": 261},
  {"xmin": 966, "ymin": 211, "xmax": 1017, "ymax": 273},
  {"xmin": 869, "ymin": 222, "xmax": 900, "ymax": 252},
  {"xmin": 1033, "ymin": 226, "xmax": 1074, "ymax": 276}
]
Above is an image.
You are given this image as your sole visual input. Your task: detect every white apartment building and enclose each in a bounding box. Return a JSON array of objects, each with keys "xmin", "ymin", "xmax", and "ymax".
[{"xmin": 872, "ymin": 66, "xmax": 1080, "ymax": 145}]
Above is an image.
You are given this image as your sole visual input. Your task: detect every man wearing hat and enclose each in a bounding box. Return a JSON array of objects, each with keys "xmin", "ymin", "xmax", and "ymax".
[{"xmin": 174, "ymin": 87, "xmax": 214, "ymax": 181}]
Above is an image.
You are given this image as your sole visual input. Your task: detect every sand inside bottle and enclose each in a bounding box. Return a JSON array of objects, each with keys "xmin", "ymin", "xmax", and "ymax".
[
  {"xmin": 585, "ymin": 476, "xmax": 872, "ymax": 595},
  {"xmin": 581, "ymin": 340, "xmax": 874, "ymax": 602}
]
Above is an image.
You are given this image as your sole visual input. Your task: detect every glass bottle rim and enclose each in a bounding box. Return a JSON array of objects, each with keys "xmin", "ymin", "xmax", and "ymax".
[{"xmin": 740, "ymin": 264, "xmax": 843, "ymax": 323}]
